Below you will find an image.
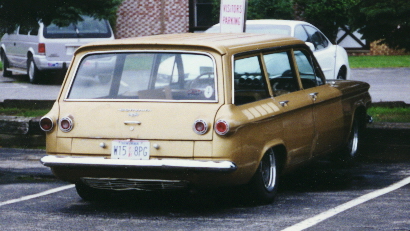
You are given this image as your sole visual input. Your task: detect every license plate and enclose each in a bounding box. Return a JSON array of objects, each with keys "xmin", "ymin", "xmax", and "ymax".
[{"xmin": 111, "ymin": 140, "xmax": 150, "ymax": 160}]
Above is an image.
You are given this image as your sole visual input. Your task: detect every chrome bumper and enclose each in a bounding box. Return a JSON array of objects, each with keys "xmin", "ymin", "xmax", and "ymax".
[{"xmin": 40, "ymin": 155, "xmax": 237, "ymax": 172}]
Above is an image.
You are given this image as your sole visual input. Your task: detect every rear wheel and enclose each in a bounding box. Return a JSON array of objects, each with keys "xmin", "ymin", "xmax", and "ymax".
[
  {"xmin": 248, "ymin": 149, "xmax": 278, "ymax": 204},
  {"xmin": 27, "ymin": 57, "xmax": 43, "ymax": 83}
]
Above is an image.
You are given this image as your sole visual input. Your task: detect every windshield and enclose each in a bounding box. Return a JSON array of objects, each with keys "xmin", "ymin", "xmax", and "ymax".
[
  {"xmin": 68, "ymin": 52, "xmax": 217, "ymax": 102},
  {"xmin": 43, "ymin": 16, "xmax": 111, "ymax": 38}
]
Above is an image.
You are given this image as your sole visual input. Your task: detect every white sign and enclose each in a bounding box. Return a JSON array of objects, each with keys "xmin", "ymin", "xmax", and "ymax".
[{"xmin": 219, "ymin": 0, "xmax": 247, "ymax": 33}]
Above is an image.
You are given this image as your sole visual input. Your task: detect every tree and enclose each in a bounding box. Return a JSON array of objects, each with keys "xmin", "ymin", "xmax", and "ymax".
[
  {"xmin": 293, "ymin": 0, "xmax": 358, "ymax": 43},
  {"xmin": 0, "ymin": 0, "xmax": 122, "ymax": 34},
  {"xmin": 349, "ymin": 0, "xmax": 410, "ymax": 51}
]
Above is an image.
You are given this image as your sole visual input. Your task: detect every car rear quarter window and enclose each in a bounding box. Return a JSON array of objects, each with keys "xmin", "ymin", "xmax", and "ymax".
[{"xmin": 67, "ymin": 52, "xmax": 217, "ymax": 102}]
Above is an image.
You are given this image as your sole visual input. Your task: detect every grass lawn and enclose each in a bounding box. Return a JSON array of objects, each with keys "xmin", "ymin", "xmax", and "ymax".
[
  {"xmin": 348, "ymin": 55, "xmax": 410, "ymax": 68},
  {"xmin": 368, "ymin": 107, "xmax": 410, "ymax": 123}
]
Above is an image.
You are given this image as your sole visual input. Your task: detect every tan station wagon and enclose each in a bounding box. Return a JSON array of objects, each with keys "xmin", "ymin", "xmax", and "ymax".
[{"xmin": 40, "ymin": 33, "xmax": 371, "ymax": 204}]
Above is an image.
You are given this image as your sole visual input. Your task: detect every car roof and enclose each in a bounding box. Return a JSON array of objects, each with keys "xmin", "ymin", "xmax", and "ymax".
[
  {"xmin": 77, "ymin": 33, "xmax": 303, "ymax": 55},
  {"xmin": 245, "ymin": 19, "xmax": 308, "ymax": 26}
]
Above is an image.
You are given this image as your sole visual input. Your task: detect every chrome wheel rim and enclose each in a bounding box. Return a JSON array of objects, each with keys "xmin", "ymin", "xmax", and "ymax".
[
  {"xmin": 348, "ymin": 120, "xmax": 359, "ymax": 157},
  {"xmin": 261, "ymin": 151, "xmax": 276, "ymax": 191}
]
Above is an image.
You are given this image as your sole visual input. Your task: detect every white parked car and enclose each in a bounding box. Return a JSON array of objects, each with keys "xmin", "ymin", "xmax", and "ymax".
[
  {"xmin": 206, "ymin": 20, "xmax": 350, "ymax": 80},
  {"xmin": 1, "ymin": 15, "xmax": 114, "ymax": 83}
]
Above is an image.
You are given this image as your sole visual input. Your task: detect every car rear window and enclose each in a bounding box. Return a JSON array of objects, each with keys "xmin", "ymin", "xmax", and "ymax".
[
  {"xmin": 67, "ymin": 52, "xmax": 217, "ymax": 102},
  {"xmin": 43, "ymin": 16, "xmax": 111, "ymax": 38}
]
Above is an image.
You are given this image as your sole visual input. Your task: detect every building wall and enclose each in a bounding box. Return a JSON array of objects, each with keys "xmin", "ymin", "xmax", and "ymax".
[{"xmin": 116, "ymin": 0, "xmax": 189, "ymax": 39}]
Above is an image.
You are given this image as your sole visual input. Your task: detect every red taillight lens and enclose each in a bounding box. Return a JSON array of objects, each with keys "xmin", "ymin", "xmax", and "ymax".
[
  {"xmin": 215, "ymin": 120, "xmax": 229, "ymax": 135},
  {"xmin": 39, "ymin": 116, "xmax": 54, "ymax": 132},
  {"xmin": 193, "ymin": 119, "xmax": 208, "ymax": 135},
  {"xmin": 38, "ymin": 43, "xmax": 45, "ymax": 54},
  {"xmin": 59, "ymin": 116, "xmax": 74, "ymax": 132}
]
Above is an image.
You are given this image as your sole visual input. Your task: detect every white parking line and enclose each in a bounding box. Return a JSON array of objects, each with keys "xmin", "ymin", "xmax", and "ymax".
[
  {"xmin": 281, "ymin": 176, "xmax": 410, "ymax": 231},
  {"xmin": 0, "ymin": 184, "xmax": 75, "ymax": 207}
]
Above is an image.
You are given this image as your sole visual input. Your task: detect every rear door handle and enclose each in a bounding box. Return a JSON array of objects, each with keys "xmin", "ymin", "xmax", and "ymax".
[{"xmin": 279, "ymin": 100, "xmax": 289, "ymax": 107}]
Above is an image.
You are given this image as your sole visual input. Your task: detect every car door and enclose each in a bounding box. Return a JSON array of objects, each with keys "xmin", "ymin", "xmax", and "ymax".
[
  {"xmin": 294, "ymin": 25, "xmax": 337, "ymax": 79},
  {"xmin": 263, "ymin": 51, "xmax": 316, "ymax": 165},
  {"xmin": 232, "ymin": 50, "xmax": 315, "ymax": 166},
  {"xmin": 293, "ymin": 49, "xmax": 344, "ymax": 156}
]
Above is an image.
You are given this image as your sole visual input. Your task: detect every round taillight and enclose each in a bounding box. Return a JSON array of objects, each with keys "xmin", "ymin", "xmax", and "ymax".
[
  {"xmin": 193, "ymin": 119, "xmax": 208, "ymax": 135},
  {"xmin": 59, "ymin": 116, "xmax": 74, "ymax": 132},
  {"xmin": 215, "ymin": 119, "xmax": 229, "ymax": 135},
  {"xmin": 39, "ymin": 116, "xmax": 54, "ymax": 132}
]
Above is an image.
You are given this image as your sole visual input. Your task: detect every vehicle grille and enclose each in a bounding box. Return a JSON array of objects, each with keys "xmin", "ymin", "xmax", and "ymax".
[{"xmin": 81, "ymin": 177, "xmax": 189, "ymax": 191}]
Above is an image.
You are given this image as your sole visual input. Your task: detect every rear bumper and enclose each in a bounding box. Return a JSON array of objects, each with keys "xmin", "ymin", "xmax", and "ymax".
[
  {"xmin": 34, "ymin": 55, "xmax": 70, "ymax": 70},
  {"xmin": 40, "ymin": 155, "xmax": 237, "ymax": 173}
]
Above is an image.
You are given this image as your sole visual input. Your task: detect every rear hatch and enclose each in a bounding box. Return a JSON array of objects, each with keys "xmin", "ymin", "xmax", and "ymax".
[{"xmin": 55, "ymin": 50, "xmax": 221, "ymax": 158}]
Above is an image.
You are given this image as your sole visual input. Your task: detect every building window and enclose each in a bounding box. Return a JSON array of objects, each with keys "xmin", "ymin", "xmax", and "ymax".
[{"xmin": 190, "ymin": 0, "xmax": 217, "ymax": 31}]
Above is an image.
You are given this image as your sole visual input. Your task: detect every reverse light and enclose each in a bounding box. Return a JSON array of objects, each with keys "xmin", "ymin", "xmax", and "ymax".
[
  {"xmin": 193, "ymin": 119, "xmax": 208, "ymax": 135},
  {"xmin": 59, "ymin": 116, "xmax": 74, "ymax": 132},
  {"xmin": 39, "ymin": 116, "xmax": 54, "ymax": 132},
  {"xmin": 38, "ymin": 43, "xmax": 45, "ymax": 54},
  {"xmin": 215, "ymin": 119, "xmax": 230, "ymax": 135}
]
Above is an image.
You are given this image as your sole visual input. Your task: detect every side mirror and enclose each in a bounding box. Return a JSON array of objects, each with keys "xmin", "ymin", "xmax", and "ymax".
[{"xmin": 305, "ymin": 42, "xmax": 315, "ymax": 51}]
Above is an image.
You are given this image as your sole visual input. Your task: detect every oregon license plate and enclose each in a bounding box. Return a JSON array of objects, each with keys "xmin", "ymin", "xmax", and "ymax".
[{"xmin": 111, "ymin": 140, "xmax": 150, "ymax": 160}]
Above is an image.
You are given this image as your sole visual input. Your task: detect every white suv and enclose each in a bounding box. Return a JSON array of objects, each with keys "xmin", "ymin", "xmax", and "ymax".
[{"xmin": 1, "ymin": 16, "xmax": 114, "ymax": 83}]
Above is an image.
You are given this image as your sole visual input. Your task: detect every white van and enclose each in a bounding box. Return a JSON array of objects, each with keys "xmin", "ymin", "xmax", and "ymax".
[{"xmin": 1, "ymin": 16, "xmax": 114, "ymax": 83}]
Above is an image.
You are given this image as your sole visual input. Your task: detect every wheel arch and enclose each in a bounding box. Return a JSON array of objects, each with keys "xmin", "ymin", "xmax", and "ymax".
[{"xmin": 259, "ymin": 141, "xmax": 288, "ymax": 175}]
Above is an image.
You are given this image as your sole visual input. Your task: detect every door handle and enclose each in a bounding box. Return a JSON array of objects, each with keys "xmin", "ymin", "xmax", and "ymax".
[
  {"xmin": 124, "ymin": 121, "xmax": 141, "ymax": 125},
  {"xmin": 309, "ymin": 92, "xmax": 319, "ymax": 101},
  {"xmin": 279, "ymin": 100, "xmax": 289, "ymax": 107}
]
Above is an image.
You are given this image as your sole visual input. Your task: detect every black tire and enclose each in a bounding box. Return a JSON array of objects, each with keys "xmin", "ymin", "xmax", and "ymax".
[
  {"xmin": 340, "ymin": 117, "xmax": 362, "ymax": 163},
  {"xmin": 1, "ymin": 52, "xmax": 13, "ymax": 77},
  {"xmin": 27, "ymin": 57, "xmax": 43, "ymax": 83},
  {"xmin": 336, "ymin": 67, "xmax": 347, "ymax": 80},
  {"xmin": 248, "ymin": 149, "xmax": 279, "ymax": 204},
  {"xmin": 75, "ymin": 182, "xmax": 111, "ymax": 201}
]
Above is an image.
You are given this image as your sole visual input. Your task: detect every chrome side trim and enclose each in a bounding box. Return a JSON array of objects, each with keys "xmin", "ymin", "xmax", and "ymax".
[{"xmin": 40, "ymin": 156, "xmax": 237, "ymax": 172}]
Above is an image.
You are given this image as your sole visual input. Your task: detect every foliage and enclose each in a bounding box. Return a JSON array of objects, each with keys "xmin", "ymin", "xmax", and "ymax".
[
  {"xmin": 293, "ymin": 0, "xmax": 358, "ymax": 43},
  {"xmin": 0, "ymin": 0, "xmax": 122, "ymax": 34},
  {"xmin": 349, "ymin": 0, "xmax": 410, "ymax": 52}
]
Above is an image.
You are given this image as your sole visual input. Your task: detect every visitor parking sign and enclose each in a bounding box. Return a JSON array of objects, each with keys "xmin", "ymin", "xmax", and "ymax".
[{"xmin": 219, "ymin": 0, "xmax": 247, "ymax": 33}]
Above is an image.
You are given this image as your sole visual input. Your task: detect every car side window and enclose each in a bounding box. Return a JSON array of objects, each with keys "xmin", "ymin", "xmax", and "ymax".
[
  {"xmin": 294, "ymin": 25, "xmax": 308, "ymax": 42},
  {"xmin": 264, "ymin": 51, "xmax": 299, "ymax": 97},
  {"xmin": 294, "ymin": 50, "xmax": 324, "ymax": 89},
  {"xmin": 234, "ymin": 55, "xmax": 270, "ymax": 105},
  {"xmin": 304, "ymin": 26, "xmax": 329, "ymax": 50}
]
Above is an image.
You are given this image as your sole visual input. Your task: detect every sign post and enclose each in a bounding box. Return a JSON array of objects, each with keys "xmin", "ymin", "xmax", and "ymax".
[{"xmin": 219, "ymin": 0, "xmax": 248, "ymax": 33}]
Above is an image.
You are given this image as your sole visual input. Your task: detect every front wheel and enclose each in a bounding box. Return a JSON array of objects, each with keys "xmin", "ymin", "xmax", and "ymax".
[
  {"xmin": 1, "ymin": 52, "xmax": 13, "ymax": 77},
  {"xmin": 248, "ymin": 149, "xmax": 278, "ymax": 204},
  {"xmin": 27, "ymin": 57, "xmax": 43, "ymax": 83},
  {"xmin": 339, "ymin": 116, "xmax": 362, "ymax": 163},
  {"xmin": 336, "ymin": 67, "xmax": 347, "ymax": 80}
]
